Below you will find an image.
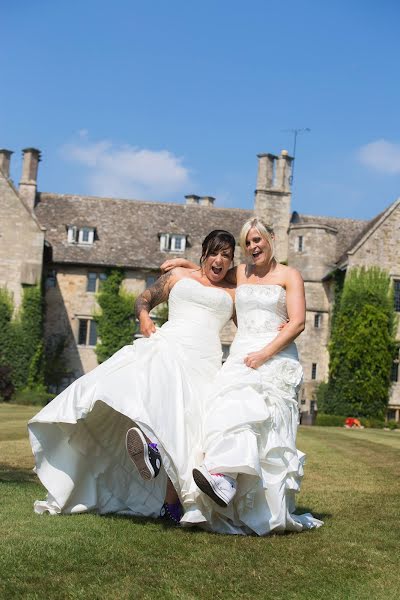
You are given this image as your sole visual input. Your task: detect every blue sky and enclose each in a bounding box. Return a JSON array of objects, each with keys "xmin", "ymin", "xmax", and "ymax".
[{"xmin": 2, "ymin": 0, "xmax": 400, "ymax": 220}]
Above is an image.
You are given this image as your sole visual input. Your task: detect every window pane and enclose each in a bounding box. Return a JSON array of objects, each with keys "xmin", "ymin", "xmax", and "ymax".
[
  {"xmin": 314, "ymin": 313, "xmax": 322, "ymax": 328},
  {"xmin": 297, "ymin": 236, "xmax": 303, "ymax": 252},
  {"xmin": 78, "ymin": 320, "xmax": 88, "ymax": 345},
  {"xmin": 82, "ymin": 229, "xmax": 90, "ymax": 242},
  {"xmin": 391, "ymin": 361, "xmax": 399, "ymax": 383},
  {"xmin": 88, "ymin": 320, "xmax": 98, "ymax": 346},
  {"xmin": 394, "ymin": 280, "xmax": 400, "ymax": 312},
  {"xmin": 311, "ymin": 363, "xmax": 317, "ymax": 380},
  {"xmin": 87, "ymin": 272, "xmax": 97, "ymax": 292},
  {"xmin": 174, "ymin": 236, "xmax": 182, "ymax": 250}
]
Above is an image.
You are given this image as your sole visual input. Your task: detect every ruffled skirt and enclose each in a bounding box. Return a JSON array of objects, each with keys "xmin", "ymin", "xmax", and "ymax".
[
  {"xmin": 28, "ymin": 329, "xmax": 220, "ymax": 517},
  {"xmin": 181, "ymin": 335, "xmax": 324, "ymax": 535}
]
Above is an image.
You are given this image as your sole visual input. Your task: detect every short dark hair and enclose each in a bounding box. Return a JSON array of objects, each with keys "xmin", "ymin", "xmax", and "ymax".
[{"xmin": 200, "ymin": 230, "xmax": 236, "ymax": 266}]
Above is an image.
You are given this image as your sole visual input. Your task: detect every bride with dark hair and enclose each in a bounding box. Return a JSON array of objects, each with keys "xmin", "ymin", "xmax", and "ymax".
[{"xmin": 28, "ymin": 230, "xmax": 236, "ymax": 523}]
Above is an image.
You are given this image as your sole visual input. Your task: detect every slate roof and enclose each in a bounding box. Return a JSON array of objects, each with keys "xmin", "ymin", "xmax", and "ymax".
[
  {"xmin": 293, "ymin": 213, "xmax": 369, "ymax": 262},
  {"xmin": 35, "ymin": 193, "xmax": 253, "ymax": 270}
]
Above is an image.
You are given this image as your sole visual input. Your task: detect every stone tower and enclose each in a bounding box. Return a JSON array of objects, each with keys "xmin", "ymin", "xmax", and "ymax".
[{"xmin": 254, "ymin": 150, "xmax": 293, "ymax": 262}]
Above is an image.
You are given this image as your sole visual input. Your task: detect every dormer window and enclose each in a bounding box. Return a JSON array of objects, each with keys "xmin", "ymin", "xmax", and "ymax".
[
  {"xmin": 159, "ymin": 233, "xmax": 186, "ymax": 253},
  {"xmin": 67, "ymin": 226, "xmax": 95, "ymax": 245}
]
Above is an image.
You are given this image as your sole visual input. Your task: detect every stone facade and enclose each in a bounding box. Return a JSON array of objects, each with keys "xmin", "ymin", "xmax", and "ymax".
[
  {"xmin": 1, "ymin": 147, "xmax": 399, "ymax": 421},
  {"xmin": 0, "ymin": 150, "xmax": 44, "ymax": 310}
]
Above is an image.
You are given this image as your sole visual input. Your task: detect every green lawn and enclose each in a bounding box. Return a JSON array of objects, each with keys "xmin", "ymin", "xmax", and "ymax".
[{"xmin": 1, "ymin": 404, "xmax": 400, "ymax": 600}]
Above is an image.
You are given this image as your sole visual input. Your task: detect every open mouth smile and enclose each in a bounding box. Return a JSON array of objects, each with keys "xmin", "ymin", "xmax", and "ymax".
[{"xmin": 211, "ymin": 265, "xmax": 223, "ymax": 274}]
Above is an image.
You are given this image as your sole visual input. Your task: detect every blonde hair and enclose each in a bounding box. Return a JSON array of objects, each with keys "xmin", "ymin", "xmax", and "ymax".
[{"xmin": 239, "ymin": 217, "xmax": 275, "ymax": 263}]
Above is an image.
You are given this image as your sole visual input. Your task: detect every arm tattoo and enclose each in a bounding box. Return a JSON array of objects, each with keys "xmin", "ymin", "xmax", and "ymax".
[{"xmin": 135, "ymin": 272, "xmax": 172, "ymax": 319}]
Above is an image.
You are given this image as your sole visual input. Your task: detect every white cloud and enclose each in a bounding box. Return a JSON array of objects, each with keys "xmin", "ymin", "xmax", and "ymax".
[
  {"xmin": 60, "ymin": 134, "xmax": 192, "ymax": 200},
  {"xmin": 358, "ymin": 139, "xmax": 400, "ymax": 174}
]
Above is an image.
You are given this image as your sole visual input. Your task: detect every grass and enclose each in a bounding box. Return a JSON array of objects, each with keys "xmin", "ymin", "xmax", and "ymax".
[{"xmin": 1, "ymin": 404, "xmax": 400, "ymax": 600}]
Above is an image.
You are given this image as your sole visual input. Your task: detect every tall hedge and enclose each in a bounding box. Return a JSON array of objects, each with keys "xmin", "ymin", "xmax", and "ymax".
[
  {"xmin": 322, "ymin": 267, "xmax": 397, "ymax": 418},
  {"xmin": 0, "ymin": 285, "xmax": 44, "ymax": 398},
  {"xmin": 0, "ymin": 288, "xmax": 13, "ymax": 366},
  {"xmin": 94, "ymin": 269, "xmax": 136, "ymax": 363}
]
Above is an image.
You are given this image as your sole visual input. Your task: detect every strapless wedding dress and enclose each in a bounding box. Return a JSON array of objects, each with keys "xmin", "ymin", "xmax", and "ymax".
[
  {"xmin": 28, "ymin": 278, "xmax": 233, "ymax": 517},
  {"xmin": 182, "ymin": 284, "xmax": 323, "ymax": 535}
]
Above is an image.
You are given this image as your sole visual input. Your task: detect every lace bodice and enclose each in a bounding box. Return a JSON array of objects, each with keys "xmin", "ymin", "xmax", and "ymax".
[{"xmin": 235, "ymin": 284, "xmax": 288, "ymax": 337}]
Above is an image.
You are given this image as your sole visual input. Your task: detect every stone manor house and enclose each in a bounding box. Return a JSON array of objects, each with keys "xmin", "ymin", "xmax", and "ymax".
[{"xmin": 1, "ymin": 147, "xmax": 399, "ymax": 422}]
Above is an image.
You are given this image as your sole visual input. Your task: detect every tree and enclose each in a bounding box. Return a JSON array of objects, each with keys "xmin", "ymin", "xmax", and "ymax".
[
  {"xmin": 94, "ymin": 269, "xmax": 136, "ymax": 363},
  {"xmin": 322, "ymin": 267, "xmax": 397, "ymax": 418}
]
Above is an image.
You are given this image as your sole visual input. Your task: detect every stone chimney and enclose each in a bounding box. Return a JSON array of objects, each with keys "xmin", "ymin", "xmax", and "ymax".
[
  {"xmin": 256, "ymin": 153, "xmax": 278, "ymax": 190},
  {"xmin": 254, "ymin": 150, "xmax": 293, "ymax": 263},
  {"xmin": 19, "ymin": 147, "xmax": 41, "ymax": 211},
  {"xmin": 0, "ymin": 149, "xmax": 13, "ymax": 178},
  {"xmin": 185, "ymin": 194, "xmax": 200, "ymax": 205},
  {"xmin": 275, "ymin": 150, "xmax": 293, "ymax": 191},
  {"xmin": 199, "ymin": 196, "xmax": 215, "ymax": 207}
]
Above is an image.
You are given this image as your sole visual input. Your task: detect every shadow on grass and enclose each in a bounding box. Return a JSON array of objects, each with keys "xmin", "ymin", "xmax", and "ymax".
[
  {"xmin": 104, "ymin": 507, "xmax": 331, "ymax": 536},
  {"xmin": 296, "ymin": 506, "xmax": 331, "ymax": 521},
  {"xmin": 0, "ymin": 463, "xmax": 37, "ymax": 484}
]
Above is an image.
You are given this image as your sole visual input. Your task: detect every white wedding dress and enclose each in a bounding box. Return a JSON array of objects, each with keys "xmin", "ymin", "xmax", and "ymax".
[
  {"xmin": 181, "ymin": 284, "xmax": 323, "ymax": 535},
  {"xmin": 28, "ymin": 278, "xmax": 233, "ymax": 516}
]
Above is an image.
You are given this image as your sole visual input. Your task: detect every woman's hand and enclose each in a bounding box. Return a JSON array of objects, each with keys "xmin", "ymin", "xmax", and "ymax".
[
  {"xmin": 244, "ymin": 349, "xmax": 270, "ymax": 370},
  {"xmin": 161, "ymin": 258, "xmax": 193, "ymax": 273},
  {"xmin": 139, "ymin": 314, "xmax": 156, "ymax": 337}
]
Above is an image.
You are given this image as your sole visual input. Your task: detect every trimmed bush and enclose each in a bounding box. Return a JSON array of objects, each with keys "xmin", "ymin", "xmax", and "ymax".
[
  {"xmin": 315, "ymin": 413, "xmax": 346, "ymax": 427},
  {"xmin": 315, "ymin": 413, "xmax": 385, "ymax": 428},
  {"xmin": 13, "ymin": 386, "xmax": 54, "ymax": 406}
]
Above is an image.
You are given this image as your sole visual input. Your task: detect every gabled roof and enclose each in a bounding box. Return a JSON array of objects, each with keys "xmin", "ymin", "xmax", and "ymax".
[
  {"xmin": 343, "ymin": 198, "xmax": 400, "ymax": 258},
  {"xmin": 0, "ymin": 169, "xmax": 45, "ymax": 233},
  {"xmin": 35, "ymin": 192, "xmax": 253, "ymax": 269}
]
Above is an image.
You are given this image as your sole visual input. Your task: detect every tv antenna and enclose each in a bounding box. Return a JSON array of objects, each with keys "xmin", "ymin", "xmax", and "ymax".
[{"xmin": 282, "ymin": 128, "xmax": 311, "ymax": 185}]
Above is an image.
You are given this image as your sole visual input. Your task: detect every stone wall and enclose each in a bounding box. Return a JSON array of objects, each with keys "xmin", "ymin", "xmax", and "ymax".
[
  {"xmin": 0, "ymin": 173, "xmax": 44, "ymax": 309},
  {"xmin": 296, "ymin": 280, "xmax": 332, "ymax": 415}
]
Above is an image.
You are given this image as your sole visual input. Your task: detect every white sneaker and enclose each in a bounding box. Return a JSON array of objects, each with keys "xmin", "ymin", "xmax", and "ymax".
[{"xmin": 193, "ymin": 464, "xmax": 237, "ymax": 508}]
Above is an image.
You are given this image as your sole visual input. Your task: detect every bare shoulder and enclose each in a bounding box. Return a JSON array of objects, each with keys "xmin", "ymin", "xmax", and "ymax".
[
  {"xmin": 235, "ymin": 263, "xmax": 248, "ymax": 283},
  {"xmin": 279, "ymin": 265, "xmax": 304, "ymax": 288},
  {"xmin": 282, "ymin": 264, "xmax": 303, "ymax": 279},
  {"xmin": 169, "ymin": 266, "xmax": 195, "ymax": 280}
]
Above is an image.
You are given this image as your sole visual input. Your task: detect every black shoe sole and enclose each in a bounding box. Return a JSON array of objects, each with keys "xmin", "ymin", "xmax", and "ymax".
[
  {"xmin": 126, "ymin": 428, "xmax": 154, "ymax": 480},
  {"xmin": 192, "ymin": 468, "xmax": 228, "ymax": 508}
]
